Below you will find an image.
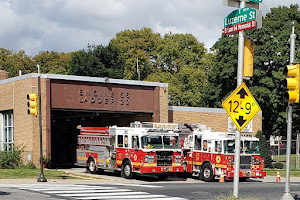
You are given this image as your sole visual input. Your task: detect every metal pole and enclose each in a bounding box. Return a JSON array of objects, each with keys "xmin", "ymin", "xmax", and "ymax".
[
  {"xmin": 281, "ymin": 22, "xmax": 296, "ymax": 200},
  {"xmin": 296, "ymin": 133, "xmax": 299, "ymax": 169},
  {"xmin": 278, "ymin": 137, "xmax": 280, "ymax": 161},
  {"xmin": 233, "ymin": 1, "xmax": 246, "ymax": 198},
  {"xmin": 37, "ymin": 65, "xmax": 47, "ymax": 182},
  {"xmin": 137, "ymin": 57, "xmax": 140, "ymax": 81}
]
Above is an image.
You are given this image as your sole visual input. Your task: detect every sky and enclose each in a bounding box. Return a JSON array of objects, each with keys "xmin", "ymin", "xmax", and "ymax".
[{"xmin": 0, "ymin": 0, "xmax": 299, "ymax": 56}]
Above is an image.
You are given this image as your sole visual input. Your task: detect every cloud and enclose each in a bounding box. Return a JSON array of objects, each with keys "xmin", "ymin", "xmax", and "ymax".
[{"xmin": 0, "ymin": 0, "xmax": 298, "ymax": 55}]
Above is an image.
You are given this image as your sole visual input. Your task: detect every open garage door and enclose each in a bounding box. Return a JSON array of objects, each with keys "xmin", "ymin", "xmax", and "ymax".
[{"xmin": 50, "ymin": 109, "xmax": 152, "ymax": 167}]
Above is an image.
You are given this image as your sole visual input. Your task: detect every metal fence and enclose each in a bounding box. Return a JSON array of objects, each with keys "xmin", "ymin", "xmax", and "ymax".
[{"xmin": 268, "ymin": 135, "xmax": 300, "ymax": 169}]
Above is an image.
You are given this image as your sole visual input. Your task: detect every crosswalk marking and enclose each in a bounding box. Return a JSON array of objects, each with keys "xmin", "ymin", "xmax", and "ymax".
[
  {"xmin": 60, "ymin": 191, "xmax": 148, "ymax": 197},
  {"xmin": 5, "ymin": 184, "xmax": 187, "ymax": 200},
  {"xmin": 45, "ymin": 189, "xmax": 130, "ymax": 194},
  {"xmin": 77, "ymin": 194, "xmax": 168, "ymax": 199}
]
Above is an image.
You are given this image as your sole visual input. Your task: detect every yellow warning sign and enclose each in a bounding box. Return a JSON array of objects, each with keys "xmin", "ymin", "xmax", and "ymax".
[{"xmin": 222, "ymin": 82, "xmax": 261, "ymax": 132}]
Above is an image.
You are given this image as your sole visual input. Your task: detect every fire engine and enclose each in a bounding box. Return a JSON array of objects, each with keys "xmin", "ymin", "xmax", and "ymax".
[
  {"xmin": 179, "ymin": 124, "xmax": 267, "ymax": 182},
  {"xmin": 76, "ymin": 122, "xmax": 184, "ymax": 179}
]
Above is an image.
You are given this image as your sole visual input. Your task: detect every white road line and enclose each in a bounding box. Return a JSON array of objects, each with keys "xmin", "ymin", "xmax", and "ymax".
[
  {"xmin": 76, "ymin": 194, "xmax": 168, "ymax": 199},
  {"xmin": 45, "ymin": 189, "xmax": 130, "ymax": 194},
  {"xmin": 105, "ymin": 183, "xmax": 163, "ymax": 188},
  {"xmin": 60, "ymin": 191, "xmax": 148, "ymax": 197},
  {"xmin": 26, "ymin": 187, "xmax": 117, "ymax": 191}
]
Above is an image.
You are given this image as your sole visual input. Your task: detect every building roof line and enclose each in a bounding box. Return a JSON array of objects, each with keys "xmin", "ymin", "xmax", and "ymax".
[
  {"xmin": 0, "ymin": 73, "xmax": 169, "ymax": 88},
  {"xmin": 169, "ymin": 106, "xmax": 262, "ymax": 115}
]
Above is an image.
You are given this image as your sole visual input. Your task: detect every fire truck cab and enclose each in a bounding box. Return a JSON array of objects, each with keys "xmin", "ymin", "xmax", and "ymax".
[
  {"xmin": 76, "ymin": 122, "xmax": 184, "ymax": 179},
  {"xmin": 181, "ymin": 125, "xmax": 266, "ymax": 182}
]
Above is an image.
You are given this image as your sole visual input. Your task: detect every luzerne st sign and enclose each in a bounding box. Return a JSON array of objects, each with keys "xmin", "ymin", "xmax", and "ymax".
[{"xmin": 224, "ymin": 7, "xmax": 262, "ymax": 35}]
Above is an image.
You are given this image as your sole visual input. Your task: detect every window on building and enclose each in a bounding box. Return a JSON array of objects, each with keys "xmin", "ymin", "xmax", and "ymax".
[{"xmin": 0, "ymin": 111, "xmax": 14, "ymax": 152}]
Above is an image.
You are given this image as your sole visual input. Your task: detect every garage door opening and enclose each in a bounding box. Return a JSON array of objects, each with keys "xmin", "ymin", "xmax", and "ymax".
[{"xmin": 50, "ymin": 109, "xmax": 152, "ymax": 167}]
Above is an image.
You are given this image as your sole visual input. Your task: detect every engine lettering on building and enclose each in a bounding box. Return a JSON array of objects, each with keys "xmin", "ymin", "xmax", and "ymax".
[{"xmin": 78, "ymin": 89, "xmax": 129, "ymax": 106}]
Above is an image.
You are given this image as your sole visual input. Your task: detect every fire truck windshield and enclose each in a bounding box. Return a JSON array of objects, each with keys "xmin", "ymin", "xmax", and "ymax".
[
  {"xmin": 244, "ymin": 141, "xmax": 260, "ymax": 154},
  {"xmin": 141, "ymin": 135, "xmax": 180, "ymax": 149},
  {"xmin": 224, "ymin": 140, "xmax": 260, "ymax": 154}
]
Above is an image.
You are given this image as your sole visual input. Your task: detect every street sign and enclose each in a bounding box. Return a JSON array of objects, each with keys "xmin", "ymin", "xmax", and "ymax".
[
  {"xmin": 223, "ymin": 0, "xmax": 262, "ymax": 9},
  {"xmin": 222, "ymin": 82, "xmax": 261, "ymax": 132},
  {"xmin": 224, "ymin": 7, "xmax": 262, "ymax": 35},
  {"xmin": 225, "ymin": 7, "xmax": 258, "ymax": 27}
]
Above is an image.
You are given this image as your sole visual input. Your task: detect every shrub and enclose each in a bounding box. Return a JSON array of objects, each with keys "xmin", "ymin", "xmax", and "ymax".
[
  {"xmin": 22, "ymin": 162, "xmax": 36, "ymax": 169},
  {"xmin": 0, "ymin": 146, "xmax": 24, "ymax": 169},
  {"xmin": 272, "ymin": 162, "xmax": 283, "ymax": 169}
]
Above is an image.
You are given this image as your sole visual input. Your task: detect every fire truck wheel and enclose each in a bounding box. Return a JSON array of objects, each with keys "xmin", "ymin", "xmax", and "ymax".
[
  {"xmin": 121, "ymin": 160, "xmax": 134, "ymax": 179},
  {"xmin": 201, "ymin": 163, "xmax": 214, "ymax": 182},
  {"xmin": 86, "ymin": 159, "xmax": 97, "ymax": 174}
]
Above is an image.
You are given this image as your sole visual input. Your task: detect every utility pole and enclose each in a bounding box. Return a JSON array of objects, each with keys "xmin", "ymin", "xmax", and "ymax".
[
  {"xmin": 37, "ymin": 65, "xmax": 47, "ymax": 182},
  {"xmin": 232, "ymin": 0, "xmax": 245, "ymax": 198},
  {"xmin": 281, "ymin": 22, "xmax": 296, "ymax": 200}
]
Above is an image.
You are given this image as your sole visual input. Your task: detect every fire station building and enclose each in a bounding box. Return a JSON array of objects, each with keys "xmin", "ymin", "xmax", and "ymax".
[{"xmin": 0, "ymin": 72, "xmax": 262, "ymax": 167}]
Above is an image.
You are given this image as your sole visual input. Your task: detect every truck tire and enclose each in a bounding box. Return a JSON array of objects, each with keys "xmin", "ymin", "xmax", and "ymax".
[
  {"xmin": 201, "ymin": 163, "xmax": 214, "ymax": 182},
  {"xmin": 86, "ymin": 158, "xmax": 97, "ymax": 174},
  {"xmin": 121, "ymin": 160, "xmax": 134, "ymax": 179}
]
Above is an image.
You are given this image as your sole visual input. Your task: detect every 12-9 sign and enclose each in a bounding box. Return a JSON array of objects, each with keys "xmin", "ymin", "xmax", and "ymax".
[{"xmin": 222, "ymin": 82, "xmax": 261, "ymax": 132}]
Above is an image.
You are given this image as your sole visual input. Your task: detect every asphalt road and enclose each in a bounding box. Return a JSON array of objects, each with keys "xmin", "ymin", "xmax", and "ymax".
[{"xmin": 1, "ymin": 168, "xmax": 300, "ymax": 200}]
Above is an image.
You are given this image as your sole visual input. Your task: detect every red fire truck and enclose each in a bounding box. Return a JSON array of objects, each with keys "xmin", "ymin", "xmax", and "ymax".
[
  {"xmin": 76, "ymin": 122, "xmax": 184, "ymax": 179},
  {"xmin": 180, "ymin": 124, "xmax": 267, "ymax": 182}
]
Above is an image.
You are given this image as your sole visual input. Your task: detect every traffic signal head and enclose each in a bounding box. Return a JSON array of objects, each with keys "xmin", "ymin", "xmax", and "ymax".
[
  {"xmin": 27, "ymin": 93, "xmax": 38, "ymax": 116},
  {"xmin": 283, "ymin": 64, "xmax": 300, "ymax": 103}
]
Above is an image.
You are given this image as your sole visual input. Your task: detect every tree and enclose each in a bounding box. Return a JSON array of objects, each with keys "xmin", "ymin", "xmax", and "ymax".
[
  {"xmin": 69, "ymin": 44, "xmax": 124, "ymax": 78},
  {"xmin": 146, "ymin": 66, "xmax": 208, "ymax": 107},
  {"xmin": 156, "ymin": 33, "xmax": 206, "ymax": 73},
  {"xmin": 256, "ymin": 130, "xmax": 272, "ymax": 168},
  {"xmin": 33, "ymin": 51, "xmax": 72, "ymax": 74},
  {"xmin": 203, "ymin": 5, "xmax": 300, "ymax": 139},
  {"xmin": 0, "ymin": 48, "xmax": 35, "ymax": 77},
  {"xmin": 109, "ymin": 28, "xmax": 162, "ymax": 80}
]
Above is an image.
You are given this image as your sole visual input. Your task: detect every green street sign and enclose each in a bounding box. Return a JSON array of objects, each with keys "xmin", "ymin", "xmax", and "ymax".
[
  {"xmin": 248, "ymin": 0, "xmax": 262, "ymax": 3},
  {"xmin": 224, "ymin": 7, "xmax": 257, "ymax": 28}
]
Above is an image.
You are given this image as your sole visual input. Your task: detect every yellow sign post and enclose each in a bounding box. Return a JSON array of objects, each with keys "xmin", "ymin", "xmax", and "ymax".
[{"xmin": 222, "ymin": 82, "xmax": 261, "ymax": 132}]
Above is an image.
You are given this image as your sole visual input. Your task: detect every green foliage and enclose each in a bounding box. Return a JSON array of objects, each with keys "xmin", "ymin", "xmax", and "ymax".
[
  {"xmin": 0, "ymin": 48, "xmax": 36, "ymax": 77},
  {"xmin": 21, "ymin": 162, "xmax": 36, "ymax": 169},
  {"xmin": 33, "ymin": 51, "xmax": 72, "ymax": 74},
  {"xmin": 109, "ymin": 28, "xmax": 162, "ymax": 80},
  {"xmin": 272, "ymin": 162, "xmax": 284, "ymax": 169},
  {"xmin": 69, "ymin": 44, "xmax": 124, "ymax": 78},
  {"xmin": 203, "ymin": 5, "xmax": 300, "ymax": 139},
  {"xmin": 256, "ymin": 130, "xmax": 273, "ymax": 168},
  {"xmin": 156, "ymin": 33, "xmax": 206, "ymax": 73},
  {"xmin": 0, "ymin": 147, "xmax": 23, "ymax": 169}
]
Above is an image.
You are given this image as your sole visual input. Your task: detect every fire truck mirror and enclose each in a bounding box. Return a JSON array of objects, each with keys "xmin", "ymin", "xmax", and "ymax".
[
  {"xmin": 132, "ymin": 136, "xmax": 138, "ymax": 149},
  {"xmin": 216, "ymin": 141, "xmax": 222, "ymax": 154}
]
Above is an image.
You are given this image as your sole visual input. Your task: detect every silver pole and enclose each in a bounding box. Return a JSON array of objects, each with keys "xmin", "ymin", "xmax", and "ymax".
[
  {"xmin": 296, "ymin": 133, "xmax": 299, "ymax": 169},
  {"xmin": 278, "ymin": 137, "xmax": 280, "ymax": 161},
  {"xmin": 233, "ymin": 1, "xmax": 246, "ymax": 198},
  {"xmin": 281, "ymin": 22, "xmax": 296, "ymax": 200},
  {"xmin": 37, "ymin": 65, "xmax": 47, "ymax": 182}
]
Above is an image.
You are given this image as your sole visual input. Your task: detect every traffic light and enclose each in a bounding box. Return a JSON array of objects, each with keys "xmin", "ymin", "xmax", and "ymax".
[
  {"xmin": 284, "ymin": 64, "xmax": 300, "ymax": 103},
  {"xmin": 243, "ymin": 39, "xmax": 254, "ymax": 78},
  {"xmin": 27, "ymin": 93, "xmax": 38, "ymax": 116}
]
